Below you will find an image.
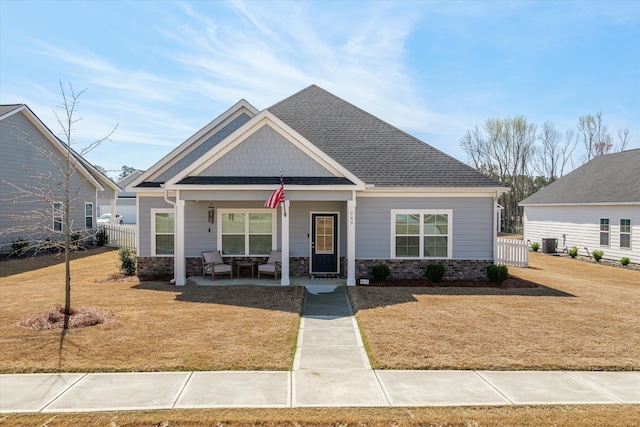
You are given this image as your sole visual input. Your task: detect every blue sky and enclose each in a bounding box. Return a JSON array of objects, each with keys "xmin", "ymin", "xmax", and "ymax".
[{"xmin": 1, "ymin": 0, "xmax": 639, "ymax": 178}]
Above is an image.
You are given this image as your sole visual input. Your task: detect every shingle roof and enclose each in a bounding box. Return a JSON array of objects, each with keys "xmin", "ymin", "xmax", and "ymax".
[
  {"xmin": 268, "ymin": 85, "xmax": 501, "ymax": 188},
  {"xmin": 520, "ymin": 149, "xmax": 640, "ymax": 205},
  {"xmin": 0, "ymin": 104, "xmax": 24, "ymax": 117}
]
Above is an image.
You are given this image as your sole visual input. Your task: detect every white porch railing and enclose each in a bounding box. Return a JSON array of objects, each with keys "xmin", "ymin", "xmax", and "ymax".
[
  {"xmin": 102, "ymin": 224, "xmax": 136, "ymax": 251},
  {"xmin": 496, "ymin": 238, "xmax": 528, "ymax": 267}
]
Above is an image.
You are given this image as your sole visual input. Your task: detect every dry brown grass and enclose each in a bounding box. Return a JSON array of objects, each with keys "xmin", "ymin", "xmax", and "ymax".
[
  {"xmin": 2, "ymin": 405, "xmax": 638, "ymax": 426},
  {"xmin": 350, "ymin": 253, "xmax": 640, "ymax": 371},
  {"xmin": 0, "ymin": 249, "xmax": 302, "ymax": 373}
]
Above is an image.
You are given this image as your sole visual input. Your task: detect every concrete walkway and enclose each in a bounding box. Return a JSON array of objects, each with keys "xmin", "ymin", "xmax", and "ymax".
[{"xmin": 1, "ymin": 285, "xmax": 639, "ymax": 412}]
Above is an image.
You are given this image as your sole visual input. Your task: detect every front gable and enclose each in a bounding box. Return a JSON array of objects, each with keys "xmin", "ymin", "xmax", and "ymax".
[{"xmin": 166, "ymin": 111, "xmax": 365, "ymax": 189}]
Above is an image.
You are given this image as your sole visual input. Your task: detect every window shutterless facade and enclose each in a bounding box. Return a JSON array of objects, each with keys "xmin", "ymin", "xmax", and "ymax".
[
  {"xmin": 620, "ymin": 219, "xmax": 631, "ymax": 249},
  {"xmin": 152, "ymin": 209, "xmax": 175, "ymax": 256},
  {"xmin": 85, "ymin": 202, "xmax": 93, "ymax": 229},
  {"xmin": 218, "ymin": 209, "xmax": 276, "ymax": 256},
  {"xmin": 52, "ymin": 202, "xmax": 63, "ymax": 232},
  {"xmin": 391, "ymin": 210, "xmax": 452, "ymax": 259},
  {"xmin": 599, "ymin": 218, "xmax": 610, "ymax": 246}
]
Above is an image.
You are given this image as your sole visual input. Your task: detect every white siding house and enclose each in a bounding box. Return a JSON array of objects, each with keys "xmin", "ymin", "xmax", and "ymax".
[
  {"xmin": 520, "ymin": 149, "xmax": 640, "ymax": 264},
  {"xmin": 0, "ymin": 104, "xmax": 120, "ymax": 253}
]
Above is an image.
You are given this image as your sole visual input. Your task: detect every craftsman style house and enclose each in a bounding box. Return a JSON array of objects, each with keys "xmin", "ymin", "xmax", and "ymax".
[{"xmin": 129, "ymin": 85, "xmax": 506, "ymax": 285}]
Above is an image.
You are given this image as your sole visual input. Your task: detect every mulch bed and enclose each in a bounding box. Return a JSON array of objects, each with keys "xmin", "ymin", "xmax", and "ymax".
[
  {"xmin": 363, "ymin": 277, "xmax": 536, "ymax": 288},
  {"xmin": 15, "ymin": 305, "xmax": 117, "ymax": 331}
]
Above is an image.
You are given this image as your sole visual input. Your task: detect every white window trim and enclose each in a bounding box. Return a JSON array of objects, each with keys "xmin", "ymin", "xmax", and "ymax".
[
  {"xmin": 151, "ymin": 208, "xmax": 175, "ymax": 257},
  {"xmin": 390, "ymin": 209, "xmax": 453, "ymax": 259},
  {"xmin": 85, "ymin": 202, "xmax": 94, "ymax": 229},
  {"xmin": 217, "ymin": 208, "xmax": 277, "ymax": 257},
  {"xmin": 52, "ymin": 202, "xmax": 63, "ymax": 232},
  {"xmin": 599, "ymin": 217, "xmax": 610, "ymax": 247},
  {"xmin": 620, "ymin": 218, "xmax": 631, "ymax": 250}
]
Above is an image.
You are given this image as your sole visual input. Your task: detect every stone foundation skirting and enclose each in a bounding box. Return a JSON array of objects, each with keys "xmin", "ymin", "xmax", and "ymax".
[
  {"xmin": 139, "ymin": 256, "xmax": 490, "ymax": 281},
  {"xmin": 356, "ymin": 259, "xmax": 493, "ymax": 281},
  {"xmin": 137, "ymin": 257, "xmax": 174, "ymax": 278}
]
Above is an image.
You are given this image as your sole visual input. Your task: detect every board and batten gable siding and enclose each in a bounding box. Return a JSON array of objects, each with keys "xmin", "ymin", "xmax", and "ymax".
[
  {"xmin": 0, "ymin": 111, "xmax": 97, "ymax": 251},
  {"xmin": 523, "ymin": 205, "xmax": 640, "ymax": 263},
  {"xmin": 355, "ymin": 196, "xmax": 494, "ymax": 260},
  {"xmin": 153, "ymin": 113, "xmax": 252, "ymax": 183},
  {"xmin": 197, "ymin": 125, "xmax": 335, "ymax": 177}
]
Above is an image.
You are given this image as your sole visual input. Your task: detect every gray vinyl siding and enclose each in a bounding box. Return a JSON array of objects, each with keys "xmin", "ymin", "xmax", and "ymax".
[
  {"xmin": 355, "ymin": 196, "xmax": 494, "ymax": 260},
  {"xmin": 154, "ymin": 113, "xmax": 251, "ymax": 183},
  {"xmin": 289, "ymin": 201, "xmax": 346, "ymax": 257},
  {"xmin": 197, "ymin": 125, "xmax": 334, "ymax": 177},
  {"xmin": 0, "ymin": 111, "xmax": 98, "ymax": 251},
  {"xmin": 137, "ymin": 196, "xmax": 174, "ymax": 257}
]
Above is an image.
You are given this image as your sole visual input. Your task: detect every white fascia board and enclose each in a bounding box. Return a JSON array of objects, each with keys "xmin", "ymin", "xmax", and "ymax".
[
  {"xmin": 129, "ymin": 100, "xmax": 259, "ymax": 188},
  {"xmin": 165, "ymin": 110, "xmax": 366, "ymax": 188},
  {"xmin": 358, "ymin": 187, "xmax": 508, "ymax": 197},
  {"xmin": 18, "ymin": 106, "xmax": 105, "ymax": 191},
  {"xmin": 0, "ymin": 104, "xmax": 26, "ymax": 120},
  {"xmin": 168, "ymin": 184, "xmax": 361, "ymax": 192},
  {"xmin": 520, "ymin": 201, "xmax": 640, "ymax": 207}
]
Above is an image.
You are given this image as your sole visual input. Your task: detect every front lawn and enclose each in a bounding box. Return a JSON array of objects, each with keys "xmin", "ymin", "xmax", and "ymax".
[
  {"xmin": 0, "ymin": 249, "xmax": 303, "ymax": 373},
  {"xmin": 350, "ymin": 253, "xmax": 640, "ymax": 371}
]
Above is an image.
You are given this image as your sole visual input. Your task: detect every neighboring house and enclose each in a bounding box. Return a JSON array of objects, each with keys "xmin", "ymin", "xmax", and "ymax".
[
  {"xmin": 520, "ymin": 149, "xmax": 640, "ymax": 264},
  {"xmin": 0, "ymin": 104, "xmax": 120, "ymax": 253},
  {"xmin": 128, "ymin": 85, "xmax": 506, "ymax": 285},
  {"xmin": 98, "ymin": 170, "xmax": 143, "ymax": 224}
]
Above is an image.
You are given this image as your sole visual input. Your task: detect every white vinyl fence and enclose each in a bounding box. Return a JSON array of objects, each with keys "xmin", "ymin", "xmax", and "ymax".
[
  {"xmin": 102, "ymin": 224, "xmax": 136, "ymax": 251},
  {"xmin": 496, "ymin": 238, "xmax": 528, "ymax": 267}
]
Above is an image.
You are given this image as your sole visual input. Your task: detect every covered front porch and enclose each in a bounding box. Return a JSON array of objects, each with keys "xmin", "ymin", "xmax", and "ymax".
[
  {"xmin": 187, "ymin": 276, "xmax": 347, "ymax": 287},
  {"xmin": 166, "ymin": 184, "xmax": 360, "ymax": 287}
]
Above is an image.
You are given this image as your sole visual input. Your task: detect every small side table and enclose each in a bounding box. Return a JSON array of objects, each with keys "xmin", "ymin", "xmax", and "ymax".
[{"xmin": 236, "ymin": 262, "xmax": 255, "ymax": 278}]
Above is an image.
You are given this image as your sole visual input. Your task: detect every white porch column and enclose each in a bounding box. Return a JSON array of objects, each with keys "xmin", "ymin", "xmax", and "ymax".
[
  {"xmin": 174, "ymin": 198, "xmax": 186, "ymax": 286},
  {"xmin": 347, "ymin": 199, "xmax": 356, "ymax": 286},
  {"xmin": 280, "ymin": 200, "xmax": 290, "ymax": 286}
]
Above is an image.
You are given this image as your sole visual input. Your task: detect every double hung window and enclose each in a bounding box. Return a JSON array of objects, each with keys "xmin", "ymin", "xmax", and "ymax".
[
  {"xmin": 52, "ymin": 202, "xmax": 63, "ymax": 232},
  {"xmin": 220, "ymin": 210, "xmax": 275, "ymax": 256},
  {"xmin": 392, "ymin": 210, "xmax": 452, "ymax": 259},
  {"xmin": 152, "ymin": 210, "xmax": 175, "ymax": 256},
  {"xmin": 85, "ymin": 203, "xmax": 93, "ymax": 229},
  {"xmin": 620, "ymin": 219, "xmax": 631, "ymax": 249},
  {"xmin": 599, "ymin": 218, "xmax": 610, "ymax": 246}
]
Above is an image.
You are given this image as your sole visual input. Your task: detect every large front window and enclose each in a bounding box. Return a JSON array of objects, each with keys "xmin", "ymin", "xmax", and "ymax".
[
  {"xmin": 153, "ymin": 210, "xmax": 174, "ymax": 256},
  {"xmin": 220, "ymin": 210, "xmax": 275, "ymax": 256},
  {"xmin": 392, "ymin": 210, "xmax": 452, "ymax": 259}
]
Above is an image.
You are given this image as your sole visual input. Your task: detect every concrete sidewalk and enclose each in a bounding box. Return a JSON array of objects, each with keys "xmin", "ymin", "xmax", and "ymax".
[{"xmin": 1, "ymin": 285, "xmax": 638, "ymax": 413}]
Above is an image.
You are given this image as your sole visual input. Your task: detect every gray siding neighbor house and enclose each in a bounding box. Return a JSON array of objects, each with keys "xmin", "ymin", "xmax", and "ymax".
[
  {"xmin": 520, "ymin": 149, "xmax": 640, "ymax": 264},
  {"xmin": 0, "ymin": 104, "xmax": 120, "ymax": 253},
  {"xmin": 129, "ymin": 85, "xmax": 507, "ymax": 285}
]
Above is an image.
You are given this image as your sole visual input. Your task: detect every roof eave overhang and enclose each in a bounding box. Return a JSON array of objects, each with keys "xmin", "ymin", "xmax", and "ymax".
[
  {"xmin": 165, "ymin": 183, "xmax": 364, "ymax": 191},
  {"xmin": 362, "ymin": 186, "xmax": 508, "ymax": 194},
  {"xmin": 520, "ymin": 201, "xmax": 640, "ymax": 207}
]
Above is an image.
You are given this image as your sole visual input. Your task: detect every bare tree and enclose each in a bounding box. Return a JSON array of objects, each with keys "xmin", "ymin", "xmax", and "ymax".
[
  {"xmin": 533, "ymin": 121, "xmax": 577, "ymax": 182},
  {"xmin": 616, "ymin": 127, "xmax": 632, "ymax": 152},
  {"xmin": 461, "ymin": 116, "xmax": 536, "ymax": 232},
  {"xmin": 577, "ymin": 112, "xmax": 611, "ymax": 162},
  {"xmin": 1, "ymin": 82, "xmax": 117, "ymax": 320}
]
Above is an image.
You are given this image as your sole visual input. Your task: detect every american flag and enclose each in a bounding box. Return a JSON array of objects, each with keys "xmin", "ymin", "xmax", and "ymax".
[{"xmin": 265, "ymin": 183, "xmax": 285, "ymax": 208}]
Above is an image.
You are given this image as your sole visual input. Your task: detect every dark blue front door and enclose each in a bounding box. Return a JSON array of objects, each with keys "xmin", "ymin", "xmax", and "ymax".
[{"xmin": 311, "ymin": 213, "xmax": 338, "ymax": 274}]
